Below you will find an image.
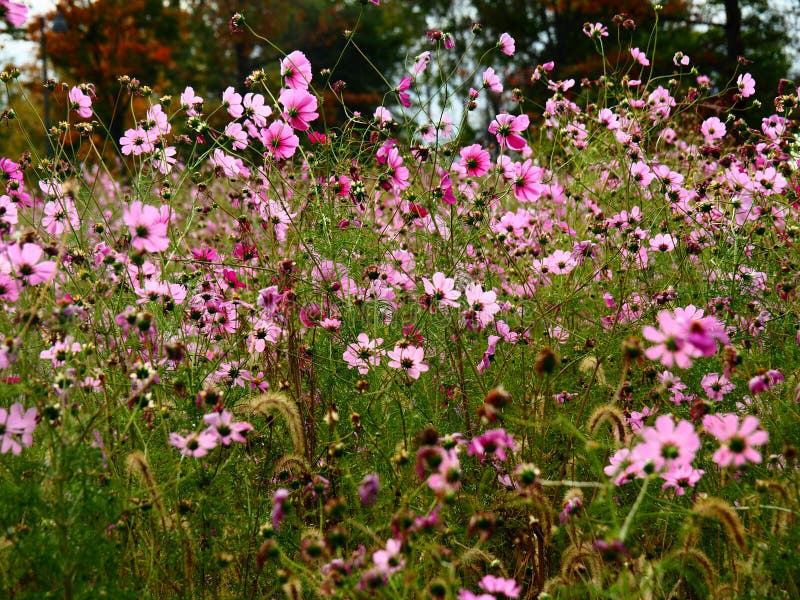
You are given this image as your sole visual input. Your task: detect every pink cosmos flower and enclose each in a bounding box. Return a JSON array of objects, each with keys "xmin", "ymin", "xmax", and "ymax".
[
  {"xmin": 42, "ymin": 197, "xmax": 80, "ymax": 236},
  {"xmin": 498, "ymin": 33, "xmax": 515, "ymax": 56},
  {"xmin": 224, "ymin": 122, "xmax": 249, "ymax": 150},
  {"xmin": 422, "ymin": 272, "xmax": 461, "ymax": 308},
  {"xmin": 673, "ymin": 52, "xmax": 690, "ymax": 66},
  {"xmin": 582, "ymin": 22, "xmax": 608, "ymax": 38},
  {"xmin": 605, "ymin": 447, "xmax": 646, "ymax": 485},
  {"xmin": 279, "ymin": 88, "xmax": 319, "ymax": 131},
  {"xmin": 661, "ymin": 464, "xmax": 704, "ymax": 496},
  {"xmin": 0, "ymin": 403, "xmax": 37, "ymax": 455},
  {"xmin": 262, "ymin": 121, "xmax": 299, "ymax": 160},
  {"xmin": 372, "ymin": 538, "xmax": 404, "ymax": 576},
  {"xmin": 542, "ymin": 249, "xmax": 577, "ymax": 275},
  {"xmin": 343, "ymin": 333, "xmax": 384, "ymax": 374},
  {"xmin": 482, "ymin": 67, "xmax": 503, "ymax": 93},
  {"xmin": 5, "ymin": 242, "xmax": 57, "ymax": 285},
  {"xmin": 358, "ymin": 473, "xmax": 380, "ymax": 506},
  {"xmin": 387, "ymin": 344, "xmax": 428, "ymax": 379},
  {"xmin": 488, "ymin": 113, "xmax": 529, "ymax": 151},
  {"xmin": 152, "ymin": 146, "xmax": 177, "ymax": 175},
  {"xmin": 464, "ymin": 283, "xmax": 501, "ymax": 328},
  {"xmin": 702, "ymin": 413, "xmax": 768, "ymax": 468},
  {"xmin": 68, "ymin": 86, "xmax": 93, "ymax": 119},
  {"xmin": 476, "ymin": 334, "xmax": 501, "ymax": 373},
  {"xmin": 271, "ymin": 488, "xmax": 290, "ymax": 530},
  {"xmin": 0, "ymin": 273, "xmax": 19, "ymax": 302},
  {"xmin": 281, "ymin": 50, "xmax": 313, "ymax": 90},
  {"xmin": 242, "ymin": 92, "xmax": 272, "ymax": 127},
  {"xmin": 210, "ymin": 149, "xmax": 250, "ymax": 179},
  {"xmin": 0, "ymin": 194, "xmax": 18, "ymax": 227},
  {"xmin": 649, "ymin": 233, "xmax": 676, "ymax": 253},
  {"xmin": 748, "ymin": 369, "xmax": 784, "ymax": 394},
  {"xmin": 385, "ymin": 147, "xmax": 410, "ymax": 191},
  {"xmin": 396, "ymin": 76, "xmax": 412, "ymax": 108},
  {"xmin": 701, "ymin": 372, "xmax": 735, "ymax": 402},
  {"xmin": 737, "ymin": 73, "xmax": 755, "ymax": 98},
  {"xmin": 123, "ymin": 201, "xmax": 170, "ymax": 253},
  {"xmin": 439, "ymin": 171, "xmax": 456, "ymax": 205},
  {"xmin": 426, "ymin": 448, "xmax": 461, "ymax": 497},
  {"xmin": 202, "ymin": 410, "xmax": 252, "ymax": 445},
  {"xmin": 634, "ymin": 415, "xmax": 700, "ymax": 472},
  {"xmin": 120, "ymin": 127, "xmax": 155, "ymax": 155},
  {"xmin": 631, "ymin": 47, "xmax": 650, "ymax": 66},
  {"xmin": 701, "ymin": 116, "xmax": 726, "ymax": 142},
  {"xmin": 1, "ymin": 0, "xmax": 27, "ymax": 27},
  {"xmin": 222, "ymin": 86, "xmax": 243, "ymax": 118},
  {"xmin": 468, "ymin": 428, "xmax": 517, "ymax": 462},
  {"xmin": 169, "ymin": 431, "xmax": 218, "ymax": 457},
  {"xmin": 643, "ymin": 306, "xmax": 727, "ymax": 369},
  {"xmin": 180, "ymin": 86, "xmax": 203, "ymax": 116},
  {"xmin": 479, "ymin": 575, "xmax": 521, "ymax": 598},
  {"xmin": 510, "ymin": 159, "xmax": 544, "ymax": 201},
  {"xmin": 459, "ymin": 144, "xmax": 490, "ymax": 177},
  {"xmin": 413, "ymin": 51, "xmax": 431, "ymax": 74},
  {"xmin": 374, "ymin": 106, "xmax": 393, "ymax": 124}
]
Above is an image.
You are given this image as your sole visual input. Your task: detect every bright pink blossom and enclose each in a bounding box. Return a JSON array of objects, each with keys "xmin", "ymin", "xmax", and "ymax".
[
  {"xmin": 262, "ymin": 121, "xmax": 299, "ymax": 160},
  {"xmin": 737, "ymin": 73, "xmax": 755, "ymax": 98},
  {"xmin": 169, "ymin": 431, "xmax": 218, "ymax": 458},
  {"xmin": 498, "ymin": 33, "xmax": 515, "ymax": 56},
  {"xmin": 343, "ymin": 333, "xmax": 384, "ymax": 374},
  {"xmin": 396, "ymin": 76, "xmax": 412, "ymax": 108},
  {"xmin": 387, "ymin": 344, "xmax": 428, "ymax": 379},
  {"xmin": 281, "ymin": 50, "xmax": 313, "ymax": 90},
  {"xmin": 5, "ymin": 242, "xmax": 57, "ymax": 285},
  {"xmin": 279, "ymin": 88, "xmax": 319, "ymax": 131},
  {"xmin": 1, "ymin": 0, "xmax": 27, "ymax": 27},
  {"xmin": 489, "ymin": 113, "xmax": 529, "ymax": 151},
  {"xmin": 0, "ymin": 403, "xmax": 37, "ymax": 455},
  {"xmin": 634, "ymin": 415, "xmax": 700, "ymax": 472},
  {"xmin": 123, "ymin": 201, "xmax": 170, "ymax": 253},
  {"xmin": 68, "ymin": 86, "xmax": 93, "ymax": 119},
  {"xmin": 459, "ymin": 144, "xmax": 490, "ymax": 177},
  {"xmin": 202, "ymin": 410, "xmax": 252, "ymax": 445},
  {"xmin": 703, "ymin": 413, "xmax": 768, "ymax": 468}
]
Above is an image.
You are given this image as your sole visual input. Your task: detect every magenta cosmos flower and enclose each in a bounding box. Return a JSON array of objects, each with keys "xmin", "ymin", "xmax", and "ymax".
[
  {"xmin": 5, "ymin": 242, "xmax": 57, "ymax": 285},
  {"xmin": 1, "ymin": 0, "xmax": 28, "ymax": 27},
  {"xmin": 386, "ymin": 344, "xmax": 428, "ymax": 379},
  {"xmin": 459, "ymin": 144, "xmax": 491, "ymax": 178},
  {"xmin": 281, "ymin": 50, "xmax": 313, "ymax": 90},
  {"xmin": 702, "ymin": 413, "xmax": 768, "ymax": 468},
  {"xmin": 262, "ymin": 121, "xmax": 299, "ymax": 160},
  {"xmin": 395, "ymin": 76, "xmax": 413, "ymax": 108},
  {"xmin": 488, "ymin": 113, "xmax": 529, "ymax": 151},
  {"xmin": 279, "ymin": 88, "xmax": 319, "ymax": 131},
  {"xmin": 468, "ymin": 428, "xmax": 517, "ymax": 462},
  {"xmin": 123, "ymin": 201, "xmax": 170, "ymax": 253}
]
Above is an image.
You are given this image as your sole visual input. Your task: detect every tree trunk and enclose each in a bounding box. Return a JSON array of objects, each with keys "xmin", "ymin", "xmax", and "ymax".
[{"xmin": 724, "ymin": 0, "xmax": 744, "ymax": 64}]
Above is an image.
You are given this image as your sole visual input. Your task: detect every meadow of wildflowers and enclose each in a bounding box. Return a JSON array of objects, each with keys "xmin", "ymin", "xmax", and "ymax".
[{"xmin": 0, "ymin": 2, "xmax": 799, "ymax": 598}]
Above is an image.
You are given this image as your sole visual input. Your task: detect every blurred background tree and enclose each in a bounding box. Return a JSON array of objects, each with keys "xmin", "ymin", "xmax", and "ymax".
[{"xmin": 5, "ymin": 0, "xmax": 798, "ymax": 157}]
